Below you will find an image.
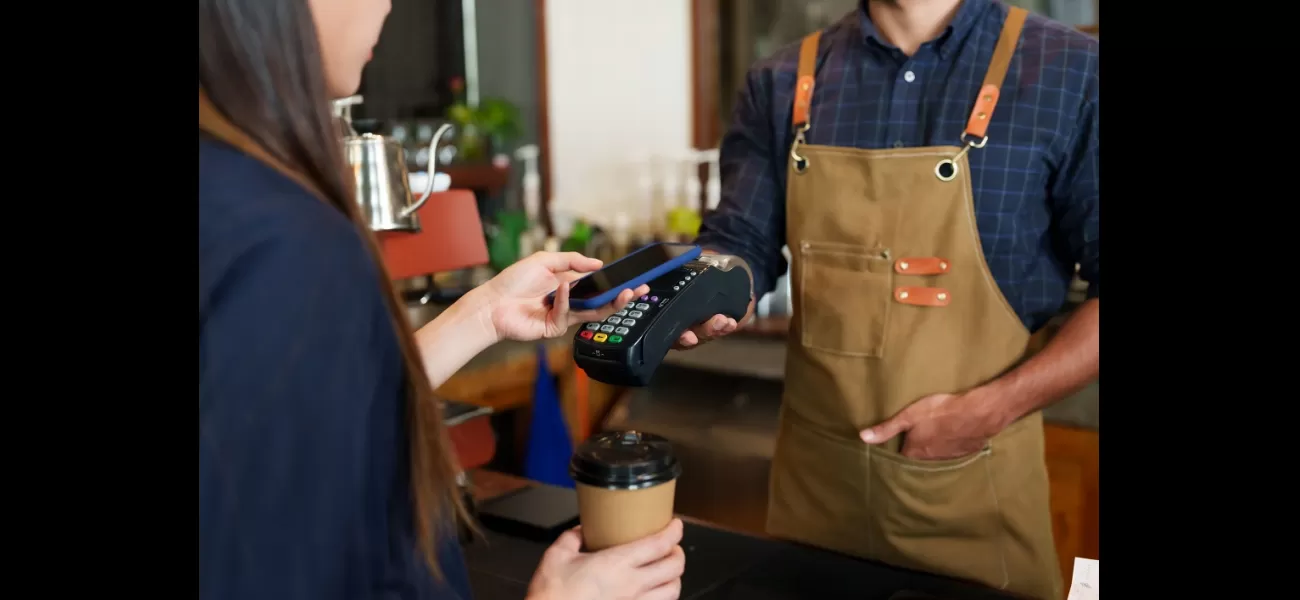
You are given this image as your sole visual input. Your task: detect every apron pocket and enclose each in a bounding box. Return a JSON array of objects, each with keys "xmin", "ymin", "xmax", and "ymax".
[
  {"xmin": 865, "ymin": 443, "xmax": 1009, "ymax": 590},
  {"xmin": 767, "ymin": 409, "xmax": 873, "ymax": 558},
  {"xmin": 797, "ymin": 242, "xmax": 892, "ymax": 357}
]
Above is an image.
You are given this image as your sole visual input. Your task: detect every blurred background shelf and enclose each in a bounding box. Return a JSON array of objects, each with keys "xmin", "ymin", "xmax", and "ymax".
[{"xmin": 445, "ymin": 163, "xmax": 511, "ymax": 195}]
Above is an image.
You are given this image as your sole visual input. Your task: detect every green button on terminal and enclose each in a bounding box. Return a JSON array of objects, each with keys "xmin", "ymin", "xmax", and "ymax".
[{"xmin": 608, "ymin": 335, "xmax": 623, "ymax": 343}]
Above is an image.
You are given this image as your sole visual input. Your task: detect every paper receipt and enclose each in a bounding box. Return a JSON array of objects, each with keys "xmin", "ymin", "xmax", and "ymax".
[{"xmin": 1067, "ymin": 557, "xmax": 1099, "ymax": 600}]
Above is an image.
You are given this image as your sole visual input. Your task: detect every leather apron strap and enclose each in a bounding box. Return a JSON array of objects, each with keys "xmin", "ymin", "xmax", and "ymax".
[
  {"xmin": 964, "ymin": 6, "xmax": 1028, "ymax": 141},
  {"xmin": 792, "ymin": 32, "xmax": 822, "ymax": 130},
  {"xmin": 793, "ymin": 7, "xmax": 1029, "ymax": 142}
]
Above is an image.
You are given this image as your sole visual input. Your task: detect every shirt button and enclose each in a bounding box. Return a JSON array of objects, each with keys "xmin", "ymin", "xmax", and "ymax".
[{"xmin": 903, "ymin": 70, "xmax": 916, "ymax": 83}]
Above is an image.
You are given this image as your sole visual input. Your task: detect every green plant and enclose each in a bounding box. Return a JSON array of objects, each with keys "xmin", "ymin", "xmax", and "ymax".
[
  {"xmin": 474, "ymin": 97, "xmax": 523, "ymax": 141},
  {"xmin": 446, "ymin": 78, "xmax": 523, "ymax": 162}
]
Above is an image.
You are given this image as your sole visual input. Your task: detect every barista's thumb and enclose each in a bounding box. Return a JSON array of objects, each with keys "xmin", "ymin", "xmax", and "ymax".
[{"xmin": 859, "ymin": 412, "xmax": 911, "ymax": 444}]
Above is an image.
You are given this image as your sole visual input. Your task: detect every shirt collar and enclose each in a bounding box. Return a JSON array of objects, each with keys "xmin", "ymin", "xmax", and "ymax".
[{"xmin": 857, "ymin": 0, "xmax": 991, "ymax": 58}]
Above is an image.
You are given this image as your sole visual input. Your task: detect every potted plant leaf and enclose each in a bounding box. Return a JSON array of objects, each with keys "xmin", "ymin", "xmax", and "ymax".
[{"xmin": 446, "ymin": 77, "xmax": 523, "ymax": 163}]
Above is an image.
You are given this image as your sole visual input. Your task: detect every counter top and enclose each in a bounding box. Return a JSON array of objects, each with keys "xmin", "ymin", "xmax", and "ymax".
[
  {"xmin": 462, "ymin": 474, "xmax": 1020, "ymax": 600},
  {"xmin": 465, "ymin": 520, "xmax": 1021, "ymax": 600}
]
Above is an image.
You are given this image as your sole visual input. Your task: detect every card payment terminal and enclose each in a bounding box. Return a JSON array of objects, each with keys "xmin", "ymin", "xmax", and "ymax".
[{"xmin": 573, "ymin": 254, "xmax": 752, "ymax": 386}]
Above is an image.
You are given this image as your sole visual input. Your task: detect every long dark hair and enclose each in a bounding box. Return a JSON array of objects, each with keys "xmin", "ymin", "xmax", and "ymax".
[{"xmin": 198, "ymin": 0, "xmax": 469, "ymax": 577}]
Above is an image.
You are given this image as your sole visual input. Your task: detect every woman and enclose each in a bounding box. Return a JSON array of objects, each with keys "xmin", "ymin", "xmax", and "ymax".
[{"xmin": 198, "ymin": 0, "xmax": 686, "ymax": 598}]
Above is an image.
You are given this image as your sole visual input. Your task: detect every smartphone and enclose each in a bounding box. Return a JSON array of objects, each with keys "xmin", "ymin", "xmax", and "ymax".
[{"xmin": 551, "ymin": 243, "xmax": 703, "ymax": 310}]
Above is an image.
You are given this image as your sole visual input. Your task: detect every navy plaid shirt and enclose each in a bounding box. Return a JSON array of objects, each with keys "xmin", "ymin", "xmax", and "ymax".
[{"xmin": 696, "ymin": 0, "xmax": 1099, "ymax": 332}]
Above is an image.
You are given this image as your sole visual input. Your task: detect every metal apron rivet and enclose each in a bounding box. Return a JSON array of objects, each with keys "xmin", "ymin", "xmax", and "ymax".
[
  {"xmin": 899, "ymin": 261, "xmax": 909, "ymax": 270},
  {"xmin": 937, "ymin": 293, "xmax": 947, "ymax": 301},
  {"xmin": 934, "ymin": 160, "xmax": 958, "ymax": 181},
  {"xmin": 934, "ymin": 135, "xmax": 988, "ymax": 182},
  {"xmin": 939, "ymin": 261, "xmax": 948, "ymax": 270},
  {"xmin": 898, "ymin": 291, "xmax": 909, "ymax": 299}
]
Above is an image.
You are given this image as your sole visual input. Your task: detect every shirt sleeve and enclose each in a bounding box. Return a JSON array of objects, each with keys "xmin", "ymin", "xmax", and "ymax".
[
  {"xmin": 198, "ymin": 216, "xmax": 398, "ymax": 600},
  {"xmin": 695, "ymin": 65, "xmax": 789, "ymax": 298},
  {"xmin": 1050, "ymin": 60, "xmax": 1099, "ymax": 299}
]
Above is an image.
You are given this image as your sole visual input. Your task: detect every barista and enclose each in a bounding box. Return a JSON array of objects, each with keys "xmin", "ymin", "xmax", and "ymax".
[{"xmin": 678, "ymin": 1, "xmax": 1098, "ymax": 599}]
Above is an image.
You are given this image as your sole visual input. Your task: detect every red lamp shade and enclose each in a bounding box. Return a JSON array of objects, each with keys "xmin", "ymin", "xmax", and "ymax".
[{"xmin": 376, "ymin": 190, "xmax": 489, "ymax": 280}]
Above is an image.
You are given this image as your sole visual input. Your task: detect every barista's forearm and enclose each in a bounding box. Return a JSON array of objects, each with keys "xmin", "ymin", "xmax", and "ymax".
[
  {"xmin": 983, "ymin": 298, "xmax": 1099, "ymax": 427},
  {"xmin": 413, "ymin": 287, "xmax": 499, "ymax": 389}
]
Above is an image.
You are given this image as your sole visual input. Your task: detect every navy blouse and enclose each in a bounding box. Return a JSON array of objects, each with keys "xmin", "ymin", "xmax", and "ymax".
[{"xmin": 199, "ymin": 137, "xmax": 473, "ymax": 600}]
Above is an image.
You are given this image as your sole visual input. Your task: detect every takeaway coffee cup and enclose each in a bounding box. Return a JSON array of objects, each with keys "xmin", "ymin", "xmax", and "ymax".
[{"xmin": 568, "ymin": 430, "xmax": 682, "ymax": 551}]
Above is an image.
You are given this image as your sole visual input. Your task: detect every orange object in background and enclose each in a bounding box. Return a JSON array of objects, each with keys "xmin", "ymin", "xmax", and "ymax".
[
  {"xmin": 447, "ymin": 414, "xmax": 496, "ymax": 472},
  {"xmin": 380, "ymin": 189, "xmax": 494, "ymax": 469},
  {"xmin": 376, "ymin": 189, "xmax": 489, "ymax": 280},
  {"xmin": 575, "ymin": 367, "xmax": 590, "ymax": 442}
]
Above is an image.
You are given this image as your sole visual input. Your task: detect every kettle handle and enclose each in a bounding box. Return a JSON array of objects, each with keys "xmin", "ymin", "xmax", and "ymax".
[
  {"xmin": 332, "ymin": 95, "xmax": 364, "ymax": 137},
  {"xmin": 402, "ymin": 122, "xmax": 454, "ymax": 219}
]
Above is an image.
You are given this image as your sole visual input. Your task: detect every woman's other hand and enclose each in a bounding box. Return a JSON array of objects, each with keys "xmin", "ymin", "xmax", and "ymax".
[
  {"xmin": 527, "ymin": 519, "xmax": 685, "ymax": 600},
  {"xmin": 483, "ymin": 251, "xmax": 649, "ymax": 342}
]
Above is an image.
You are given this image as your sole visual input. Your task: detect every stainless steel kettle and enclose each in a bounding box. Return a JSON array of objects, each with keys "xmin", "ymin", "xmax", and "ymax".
[{"xmin": 333, "ymin": 95, "xmax": 452, "ymax": 232}]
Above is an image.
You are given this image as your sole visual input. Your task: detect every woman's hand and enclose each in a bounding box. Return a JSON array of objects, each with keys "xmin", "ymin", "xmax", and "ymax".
[
  {"xmin": 482, "ymin": 251, "xmax": 649, "ymax": 342},
  {"xmin": 527, "ymin": 519, "xmax": 685, "ymax": 600}
]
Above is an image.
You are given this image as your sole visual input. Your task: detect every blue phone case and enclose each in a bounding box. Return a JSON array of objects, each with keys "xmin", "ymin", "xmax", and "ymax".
[{"xmin": 549, "ymin": 243, "xmax": 703, "ymax": 310}]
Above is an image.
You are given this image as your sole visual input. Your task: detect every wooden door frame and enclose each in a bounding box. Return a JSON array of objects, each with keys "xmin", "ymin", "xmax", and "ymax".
[
  {"xmin": 534, "ymin": 0, "xmax": 555, "ymax": 234},
  {"xmin": 690, "ymin": 0, "xmax": 723, "ymax": 150}
]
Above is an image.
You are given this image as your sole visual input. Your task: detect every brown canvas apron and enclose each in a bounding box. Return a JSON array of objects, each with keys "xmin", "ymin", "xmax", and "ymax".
[{"xmin": 766, "ymin": 8, "xmax": 1064, "ymax": 600}]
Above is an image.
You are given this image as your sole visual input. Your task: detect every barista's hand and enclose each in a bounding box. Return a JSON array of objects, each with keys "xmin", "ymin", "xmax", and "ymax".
[
  {"xmin": 672, "ymin": 313, "xmax": 742, "ymax": 350},
  {"xmin": 672, "ymin": 294, "xmax": 754, "ymax": 350},
  {"xmin": 527, "ymin": 519, "xmax": 686, "ymax": 600},
  {"xmin": 483, "ymin": 251, "xmax": 649, "ymax": 342},
  {"xmin": 672, "ymin": 250, "xmax": 754, "ymax": 350},
  {"xmin": 858, "ymin": 389, "xmax": 1004, "ymax": 461}
]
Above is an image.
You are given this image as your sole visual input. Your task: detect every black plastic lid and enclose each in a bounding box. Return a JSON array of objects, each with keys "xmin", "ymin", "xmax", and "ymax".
[{"xmin": 569, "ymin": 430, "xmax": 681, "ymax": 490}]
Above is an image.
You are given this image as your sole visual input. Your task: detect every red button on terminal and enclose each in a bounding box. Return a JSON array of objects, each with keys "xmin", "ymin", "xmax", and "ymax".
[{"xmin": 579, "ymin": 331, "xmax": 594, "ymax": 339}]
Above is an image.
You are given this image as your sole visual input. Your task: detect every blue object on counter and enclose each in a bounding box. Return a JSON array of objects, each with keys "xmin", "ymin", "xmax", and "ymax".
[{"xmin": 523, "ymin": 343, "xmax": 575, "ymax": 488}]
